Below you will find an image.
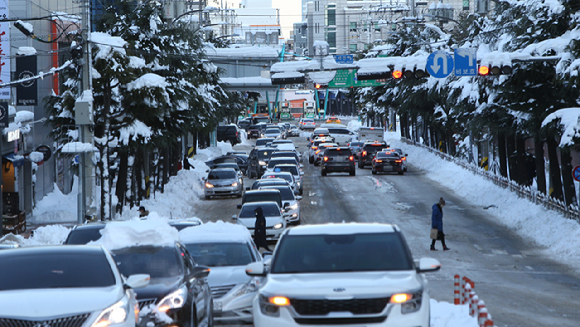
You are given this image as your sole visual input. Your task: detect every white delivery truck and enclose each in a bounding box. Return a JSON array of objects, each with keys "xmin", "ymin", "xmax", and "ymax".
[{"xmin": 357, "ymin": 127, "xmax": 384, "ymax": 142}]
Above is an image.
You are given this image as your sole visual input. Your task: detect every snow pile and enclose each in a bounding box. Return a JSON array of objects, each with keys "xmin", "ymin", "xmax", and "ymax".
[
  {"xmin": 15, "ymin": 110, "xmax": 34, "ymax": 123},
  {"xmin": 0, "ymin": 225, "xmax": 70, "ymax": 247},
  {"xmin": 239, "ymin": 129, "xmax": 250, "ymax": 145},
  {"xmin": 299, "ymin": 132, "xmax": 311, "ymax": 138},
  {"xmin": 61, "ymin": 142, "xmax": 97, "ymax": 153},
  {"xmin": 31, "ymin": 178, "xmax": 79, "ymax": 224},
  {"xmin": 179, "ymin": 220, "xmax": 252, "ymax": 244},
  {"xmin": 28, "ymin": 151, "xmax": 44, "ymax": 163},
  {"xmin": 90, "ymin": 218, "xmax": 179, "ymax": 250},
  {"xmin": 385, "ymin": 132, "xmax": 580, "ymax": 266},
  {"xmin": 196, "ymin": 141, "xmax": 233, "ymax": 161},
  {"xmin": 347, "ymin": 120, "xmax": 362, "ymax": 132},
  {"xmin": 430, "ymin": 300, "xmax": 478, "ymax": 327},
  {"xmin": 17, "ymin": 46, "xmax": 37, "ymax": 56},
  {"xmin": 541, "ymin": 107, "xmax": 580, "ymax": 146}
]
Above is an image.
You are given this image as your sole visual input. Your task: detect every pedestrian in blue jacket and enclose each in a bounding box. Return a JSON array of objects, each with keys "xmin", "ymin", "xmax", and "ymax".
[{"xmin": 431, "ymin": 197, "xmax": 450, "ymax": 251}]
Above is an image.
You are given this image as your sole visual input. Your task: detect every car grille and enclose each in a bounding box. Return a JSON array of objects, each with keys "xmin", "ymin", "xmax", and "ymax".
[
  {"xmin": 211, "ymin": 284, "xmax": 236, "ymax": 299},
  {"xmin": 290, "ymin": 297, "xmax": 390, "ymax": 315},
  {"xmin": 293, "ymin": 316, "xmax": 387, "ymax": 325},
  {"xmin": 138, "ymin": 299, "xmax": 157, "ymax": 310},
  {"xmin": 0, "ymin": 313, "xmax": 91, "ymax": 327}
]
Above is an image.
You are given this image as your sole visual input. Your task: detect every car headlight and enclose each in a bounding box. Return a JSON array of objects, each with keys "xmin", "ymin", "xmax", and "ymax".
[
  {"xmin": 157, "ymin": 286, "xmax": 187, "ymax": 313},
  {"xmin": 205, "ymin": 182, "xmax": 214, "ymax": 188},
  {"xmin": 259, "ymin": 161, "xmax": 267, "ymax": 166},
  {"xmin": 231, "ymin": 182, "xmax": 238, "ymax": 187},
  {"xmin": 391, "ymin": 290, "xmax": 423, "ymax": 314},
  {"xmin": 273, "ymin": 223, "xmax": 283, "ymax": 229},
  {"xmin": 288, "ymin": 204, "xmax": 298, "ymax": 210},
  {"xmin": 233, "ymin": 277, "xmax": 262, "ymax": 297},
  {"xmin": 92, "ymin": 297, "xmax": 130, "ymax": 327},
  {"xmin": 259, "ymin": 294, "xmax": 290, "ymax": 317}
]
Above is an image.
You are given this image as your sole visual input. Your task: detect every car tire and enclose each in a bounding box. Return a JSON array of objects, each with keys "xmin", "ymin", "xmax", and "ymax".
[
  {"xmin": 314, "ymin": 161, "xmax": 319, "ymax": 167},
  {"xmin": 309, "ymin": 156, "xmax": 314, "ymax": 164},
  {"xmin": 398, "ymin": 171, "xmax": 404, "ymax": 175},
  {"xmin": 205, "ymin": 195, "xmax": 210, "ymax": 199},
  {"xmin": 358, "ymin": 160, "xmax": 364, "ymax": 169},
  {"xmin": 321, "ymin": 169, "xmax": 327, "ymax": 176},
  {"xmin": 372, "ymin": 169, "xmax": 377, "ymax": 175},
  {"xmin": 299, "ymin": 188, "xmax": 303, "ymax": 195},
  {"xmin": 236, "ymin": 192, "xmax": 242, "ymax": 198},
  {"xmin": 350, "ymin": 169, "xmax": 356, "ymax": 176}
]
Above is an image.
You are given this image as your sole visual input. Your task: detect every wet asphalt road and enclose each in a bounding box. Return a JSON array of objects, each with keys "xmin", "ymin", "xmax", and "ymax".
[{"xmin": 192, "ymin": 126, "xmax": 580, "ymax": 327}]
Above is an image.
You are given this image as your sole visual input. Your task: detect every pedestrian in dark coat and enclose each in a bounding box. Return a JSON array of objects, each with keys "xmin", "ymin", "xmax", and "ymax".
[
  {"xmin": 431, "ymin": 197, "xmax": 449, "ymax": 251},
  {"xmin": 254, "ymin": 207, "xmax": 271, "ymax": 251}
]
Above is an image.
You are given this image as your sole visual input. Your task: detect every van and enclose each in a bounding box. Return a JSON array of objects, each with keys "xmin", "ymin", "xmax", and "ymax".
[
  {"xmin": 217, "ymin": 125, "xmax": 240, "ymax": 145},
  {"xmin": 320, "ymin": 123, "xmax": 355, "ymax": 145},
  {"xmin": 357, "ymin": 127, "xmax": 384, "ymax": 142}
]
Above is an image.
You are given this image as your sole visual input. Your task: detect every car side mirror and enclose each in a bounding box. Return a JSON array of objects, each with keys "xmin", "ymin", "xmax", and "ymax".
[
  {"xmin": 246, "ymin": 261, "xmax": 267, "ymax": 277},
  {"xmin": 124, "ymin": 274, "xmax": 150, "ymax": 289},
  {"xmin": 231, "ymin": 215, "xmax": 238, "ymax": 220},
  {"xmin": 192, "ymin": 265, "xmax": 211, "ymax": 278},
  {"xmin": 237, "ymin": 204, "xmax": 243, "ymax": 209},
  {"xmin": 245, "ymin": 187, "xmax": 250, "ymax": 191},
  {"xmin": 283, "ymin": 202, "xmax": 290, "ymax": 208},
  {"xmin": 405, "ymin": 154, "xmax": 409, "ymax": 157},
  {"xmin": 296, "ymin": 196, "xmax": 302, "ymax": 201},
  {"xmin": 416, "ymin": 257, "xmax": 441, "ymax": 274},
  {"xmin": 300, "ymin": 171, "xmax": 304, "ymax": 176},
  {"xmin": 295, "ymin": 146, "xmax": 299, "ymax": 149},
  {"xmin": 205, "ymin": 169, "xmax": 209, "ymax": 173}
]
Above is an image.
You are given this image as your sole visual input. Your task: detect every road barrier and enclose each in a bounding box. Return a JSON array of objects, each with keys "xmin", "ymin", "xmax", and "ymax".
[
  {"xmin": 402, "ymin": 138, "xmax": 580, "ymax": 224},
  {"xmin": 454, "ymin": 274, "xmax": 495, "ymax": 327}
]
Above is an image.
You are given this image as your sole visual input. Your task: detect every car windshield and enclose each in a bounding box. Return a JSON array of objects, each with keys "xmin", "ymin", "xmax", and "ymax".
[
  {"xmin": 0, "ymin": 252, "xmax": 116, "ymax": 290},
  {"xmin": 184, "ymin": 242, "xmax": 254, "ymax": 267},
  {"xmin": 244, "ymin": 192, "xmax": 280, "ymax": 204},
  {"xmin": 350, "ymin": 142, "xmax": 364, "ymax": 147},
  {"xmin": 256, "ymin": 139, "xmax": 274, "ymax": 147},
  {"xmin": 208, "ymin": 170, "xmax": 236, "ymax": 179},
  {"xmin": 263, "ymin": 173, "xmax": 293, "ymax": 183},
  {"xmin": 273, "ymin": 165, "xmax": 298, "ymax": 175},
  {"xmin": 112, "ymin": 246, "xmax": 183, "ymax": 278},
  {"xmin": 65, "ymin": 227, "xmax": 105, "ymax": 244},
  {"xmin": 239, "ymin": 203, "xmax": 280, "ymax": 218},
  {"xmin": 268, "ymin": 159, "xmax": 297, "ymax": 168},
  {"xmin": 257, "ymin": 149, "xmax": 276, "ymax": 159},
  {"xmin": 377, "ymin": 152, "xmax": 399, "ymax": 159},
  {"xmin": 271, "ymin": 152, "xmax": 298, "ymax": 159},
  {"xmin": 265, "ymin": 129, "xmax": 280, "ymax": 134},
  {"xmin": 252, "ymin": 180, "xmax": 287, "ymax": 189},
  {"xmin": 213, "ymin": 157, "xmax": 236, "ymax": 164},
  {"xmin": 271, "ymin": 233, "xmax": 413, "ymax": 273},
  {"xmin": 328, "ymin": 128, "xmax": 350, "ymax": 134},
  {"xmin": 263, "ymin": 187, "xmax": 294, "ymax": 200}
]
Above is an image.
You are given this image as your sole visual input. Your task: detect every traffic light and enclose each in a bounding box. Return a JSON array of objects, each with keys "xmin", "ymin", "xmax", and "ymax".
[
  {"xmin": 315, "ymin": 83, "xmax": 321, "ymax": 89},
  {"xmin": 392, "ymin": 70, "xmax": 403, "ymax": 79},
  {"xmin": 478, "ymin": 64, "xmax": 512, "ymax": 75},
  {"xmin": 403, "ymin": 68, "xmax": 429, "ymax": 78}
]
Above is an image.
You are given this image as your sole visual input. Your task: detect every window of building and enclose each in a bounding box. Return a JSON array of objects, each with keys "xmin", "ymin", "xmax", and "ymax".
[
  {"xmin": 325, "ymin": 4, "xmax": 336, "ymax": 26},
  {"xmin": 350, "ymin": 22, "xmax": 357, "ymax": 32},
  {"xmin": 349, "ymin": 44, "xmax": 357, "ymax": 52},
  {"xmin": 325, "ymin": 28, "xmax": 336, "ymax": 48},
  {"xmin": 375, "ymin": 22, "xmax": 381, "ymax": 32},
  {"xmin": 363, "ymin": 22, "xmax": 368, "ymax": 32}
]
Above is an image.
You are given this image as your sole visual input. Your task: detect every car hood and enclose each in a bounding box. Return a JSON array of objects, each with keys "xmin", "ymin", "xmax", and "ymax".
[
  {"xmin": 0, "ymin": 286, "xmax": 124, "ymax": 318},
  {"xmin": 261, "ymin": 271, "xmax": 421, "ymax": 298},
  {"xmin": 207, "ymin": 266, "xmax": 250, "ymax": 287},
  {"xmin": 238, "ymin": 216, "xmax": 283, "ymax": 228},
  {"xmin": 133, "ymin": 276, "xmax": 183, "ymax": 301}
]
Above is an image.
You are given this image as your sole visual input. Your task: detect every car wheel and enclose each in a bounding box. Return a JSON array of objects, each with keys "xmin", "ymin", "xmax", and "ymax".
[
  {"xmin": 350, "ymin": 169, "xmax": 356, "ymax": 176},
  {"xmin": 205, "ymin": 195, "xmax": 210, "ymax": 199},
  {"xmin": 314, "ymin": 161, "xmax": 319, "ymax": 166},
  {"xmin": 398, "ymin": 171, "xmax": 404, "ymax": 175},
  {"xmin": 372, "ymin": 169, "xmax": 377, "ymax": 175},
  {"xmin": 309, "ymin": 156, "xmax": 314, "ymax": 164},
  {"xmin": 321, "ymin": 169, "xmax": 327, "ymax": 176},
  {"xmin": 358, "ymin": 161, "xmax": 364, "ymax": 169},
  {"xmin": 299, "ymin": 188, "xmax": 303, "ymax": 195}
]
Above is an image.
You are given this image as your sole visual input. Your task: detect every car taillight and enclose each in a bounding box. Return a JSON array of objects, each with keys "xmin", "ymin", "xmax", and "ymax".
[
  {"xmin": 315, "ymin": 150, "xmax": 321, "ymax": 154},
  {"xmin": 402, "ymin": 157, "xmax": 406, "ymax": 161},
  {"xmin": 375, "ymin": 159, "xmax": 383, "ymax": 163},
  {"xmin": 236, "ymin": 132, "xmax": 238, "ymax": 137},
  {"xmin": 349, "ymin": 156, "xmax": 354, "ymax": 161},
  {"xmin": 362, "ymin": 151, "xmax": 367, "ymax": 156},
  {"xmin": 312, "ymin": 146, "xmax": 318, "ymax": 150},
  {"xmin": 395, "ymin": 159, "xmax": 402, "ymax": 163},
  {"xmin": 323, "ymin": 156, "xmax": 328, "ymax": 162}
]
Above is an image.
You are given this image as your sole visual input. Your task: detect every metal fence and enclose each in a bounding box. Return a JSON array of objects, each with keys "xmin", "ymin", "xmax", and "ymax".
[{"xmin": 403, "ymin": 139, "xmax": 580, "ymax": 224}]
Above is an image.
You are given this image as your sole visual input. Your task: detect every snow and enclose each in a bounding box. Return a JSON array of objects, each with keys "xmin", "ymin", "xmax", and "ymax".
[
  {"xmin": 16, "ymin": 20, "xmax": 33, "ymax": 35},
  {"xmin": 274, "ymin": 143, "xmax": 296, "ymax": 151},
  {"xmin": 17, "ymin": 46, "xmax": 37, "ymax": 56},
  {"xmin": 91, "ymin": 32, "xmax": 127, "ymax": 58},
  {"xmin": 31, "ymin": 177, "xmax": 79, "ymax": 225},
  {"xmin": 541, "ymin": 108, "xmax": 580, "ymax": 147},
  {"xmin": 14, "ymin": 110, "xmax": 34, "ymax": 123},
  {"xmin": 118, "ymin": 120, "xmax": 153, "ymax": 145},
  {"xmin": 0, "ymin": 225, "xmax": 70, "ymax": 247},
  {"xmin": 221, "ymin": 76, "xmax": 272, "ymax": 87},
  {"xmin": 127, "ymin": 73, "xmax": 167, "ymax": 91},
  {"xmin": 430, "ymin": 300, "xmax": 479, "ymax": 327},
  {"xmin": 89, "ymin": 219, "xmax": 180, "ymax": 250},
  {"xmin": 179, "ymin": 220, "xmax": 252, "ymax": 244},
  {"xmin": 28, "ymin": 151, "xmax": 44, "ymax": 163},
  {"xmin": 347, "ymin": 120, "xmax": 362, "ymax": 132},
  {"xmin": 385, "ymin": 131, "xmax": 580, "ymax": 269},
  {"xmin": 61, "ymin": 142, "xmax": 98, "ymax": 153},
  {"xmin": 205, "ymin": 45, "xmax": 279, "ymax": 59}
]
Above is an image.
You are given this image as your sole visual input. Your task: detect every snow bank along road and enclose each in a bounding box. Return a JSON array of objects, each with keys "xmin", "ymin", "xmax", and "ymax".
[{"xmin": 192, "ymin": 132, "xmax": 580, "ymax": 327}]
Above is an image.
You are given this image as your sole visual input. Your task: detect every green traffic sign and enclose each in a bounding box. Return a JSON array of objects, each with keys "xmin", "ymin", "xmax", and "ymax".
[{"xmin": 328, "ymin": 69, "xmax": 387, "ymax": 88}]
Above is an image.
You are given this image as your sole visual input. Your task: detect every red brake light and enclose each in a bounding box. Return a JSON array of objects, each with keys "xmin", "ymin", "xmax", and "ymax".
[
  {"xmin": 402, "ymin": 157, "xmax": 406, "ymax": 160},
  {"xmin": 349, "ymin": 156, "xmax": 354, "ymax": 161},
  {"xmin": 375, "ymin": 159, "xmax": 383, "ymax": 163},
  {"xmin": 323, "ymin": 157, "xmax": 328, "ymax": 162},
  {"xmin": 315, "ymin": 150, "xmax": 321, "ymax": 154},
  {"xmin": 312, "ymin": 146, "xmax": 318, "ymax": 150},
  {"xmin": 395, "ymin": 159, "xmax": 402, "ymax": 163},
  {"xmin": 363, "ymin": 151, "xmax": 367, "ymax": 156},
  {"xmin": 370, "ymin": 128, "xmax": 374, "ymax": 130}
]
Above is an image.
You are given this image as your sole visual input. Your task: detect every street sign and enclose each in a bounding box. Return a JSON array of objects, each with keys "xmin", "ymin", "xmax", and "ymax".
[
  {"xmin": 333, "ymin": 54, "xmax": 354, "ymax": 64},
  {"xmin": 426, "ymin": 51, "xmax": 454, "ymax": 78},
  {"xmin": 328, "ymin": 69, "xmax": 387, "ymax": 88},
  {"xmin": 454, "ymin": 48, "xmax": 477, "ymax": 76},
  {"xmin": 573, "ymin": 166, "xmax": 580, "ymax": 182}
]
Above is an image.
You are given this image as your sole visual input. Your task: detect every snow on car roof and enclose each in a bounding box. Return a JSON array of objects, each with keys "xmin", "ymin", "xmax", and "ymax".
[
  {"xmin": 89, "ymin": 218, "xmax": 180, "ymax": 250},
  {"xmin": 288, "ymin": 223, "xmax": 399, "ymax": 235},
  {"xmin": 275, "ymin": 143, "xmax": 296, "ymax": 151},
  {"xmin": 179, "ymin": 221, "xmax": 252, "ymax": 244}
]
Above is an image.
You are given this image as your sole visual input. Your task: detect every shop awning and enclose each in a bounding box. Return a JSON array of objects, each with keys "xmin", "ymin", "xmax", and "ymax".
[{"xmin": 3, "ymin": 154, "xmax": 25, "ymax": 167}]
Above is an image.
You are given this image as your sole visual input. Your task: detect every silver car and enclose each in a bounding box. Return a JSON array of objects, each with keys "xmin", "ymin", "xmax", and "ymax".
[
  {"xmin": 261, "ymin": 171, "xmax": 297, "ymax": 194},
  {"xmin": 204, "ymin": 168, "xmax": 243, "ymax": 199},
  {"xmin": 260, "ymin": 185, "xmax": 302, "ymax": 225},
  {"xmin": 180, "ymin": 222, "xmax": 264, "ymax": 325},
  {"xmin": 232, "ymin": 201, "xmax": 286, "ymax": 241}
]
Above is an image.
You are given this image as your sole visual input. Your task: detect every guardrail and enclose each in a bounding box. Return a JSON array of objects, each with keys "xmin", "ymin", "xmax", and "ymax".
[
  {"xmin": 454, "ymin": 275, "xmax": 495, "ymax": 327},
  {"xmin": 402, "ymin": 139, "xmax": 580, "ymax": 224}
]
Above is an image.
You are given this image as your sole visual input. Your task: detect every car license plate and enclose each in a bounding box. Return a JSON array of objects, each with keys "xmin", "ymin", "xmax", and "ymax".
[
  {"xmin": 384, "ymin": 166, "xmax": 393, "ymax": 171},
  {"xmin": 213, "ymin": 300, "xmax": 222, "ymax": 311}
]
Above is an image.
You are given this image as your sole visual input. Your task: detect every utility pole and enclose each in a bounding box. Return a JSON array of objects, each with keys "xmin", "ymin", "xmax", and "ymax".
[{"xmin": 75, "ymin": 0, "xmax": 95, "ymax": 223}]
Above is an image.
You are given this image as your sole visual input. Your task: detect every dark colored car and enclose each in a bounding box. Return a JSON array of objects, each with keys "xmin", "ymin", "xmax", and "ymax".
[
  {"xmin": 372, "ymin": 151, "xmax": 405, "ymax": 175},
  {"xmin": 321, "ymin": 147, "xmax": 356, "ymax": 176},
  {"xmin": 248, "ymin": 178, "xmax": 291, "ymax": 190},
  {"xmin": 237, "ymin": 189, "xmax": 282, "ymax": 209},
  {"xmin": 248, "ymin": 125, "xmax": 262, "ymax": 139},
  {"xmin": 358, "ymin": 141, "xmax": 388, "ymax": 168},
  {"xmin": 255, "ymin": 138, "xmax": 275, "ymax": 148},
  {"xmin": 247, "ymin": 147, "xmax": 277, "ymax": 179},
  {"xmin": 217, "ymin": 125, "xmax": 240, "ymax": 145},
  {"xmin": 112, "ymin": 243, "xmax": 212, "ymax": 327},
  {"xmin": 63, "ymin": 220, "xmax": 203, "ymax": 245},
  {"xmin": 237, "ymin": 118, "xmax": 252, "ymax": 131},
  {"xmin": 205, "ymin": 155, "xmax": 249, "ymax": 173},
  {"xmin": 348, "ymin": 141, "xmax": 365, "ymax": 159}
]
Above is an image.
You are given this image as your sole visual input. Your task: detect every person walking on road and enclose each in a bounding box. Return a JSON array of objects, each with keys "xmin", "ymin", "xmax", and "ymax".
[
  {"xmin": 430, "ymin": 197, "xmax": 450, "ymax": 251},
  {"xmin": 254, "ymin": 207, "xmax": 272, "ymax": 251}
]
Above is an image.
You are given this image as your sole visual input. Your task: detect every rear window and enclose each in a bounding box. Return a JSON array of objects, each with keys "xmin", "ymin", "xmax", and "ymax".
[
  {"xmin": 263, "ymin": 187, "xmax": 294, "ymax": 200},
  {"xmin": 208, "ymin": 170, "xmax": 236, "ymax": 179},
  {"xmin": 240, "ymin": 203, "xmax": 280, "ymax": 218},
  {"xmin": 377, "ymin": 152, "xmax": 399, "ymax": 159},
  {"xmin": 0, "ymin": 251, "xmax": 116, "ymax": 290},
  {"xmin": 265, "ymin": 129, "xmax": 280, "ymax": 133},
  {"xmin": 65, "ymin": 228, "xmax": 105, "ymax": 244},
  {"xmin": 364, "ymin": 143, "xmax": 387, "ymax": 150},
  {"xmin": 256, "ymin": 139, "xmax": 274, "ymax": 147},
  {"xmin": 326, "ymin": 149, "xmax": 351, "ymax": 157},
  {"xmin": 328, "ymin": 129, "xmax": 350, "ymax": 134},
  {"xmin": 273, "ymin": 165, "xmax": 298, "ymax": 175},
  {"xmin": 263, "ymin": 174, "xmax": 293, "ymax": 183},
  {"xmin": 244, "ymin": 192, "xmax": 280, "ymax": 204},
  {"xmin": 268, "ymin": 159, "xmax": 297, "ymax": 168}
]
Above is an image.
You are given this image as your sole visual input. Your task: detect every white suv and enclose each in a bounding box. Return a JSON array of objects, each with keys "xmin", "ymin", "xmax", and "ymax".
[{"xmin": 246, "ymin": 223, "xmax": 441, "ymax": 327}]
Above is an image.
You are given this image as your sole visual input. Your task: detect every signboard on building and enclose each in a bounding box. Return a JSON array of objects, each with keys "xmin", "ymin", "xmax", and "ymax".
[
  {"xmin": 328, "ymin": 69, "xmax": 387, "ymax": 88},
  {"xmin": 0, "ymin": 0, "xmax": 10, "ymax": 100},
  {"xmin": 0, "ymin": 101, "xmax": 8, "ymax": 127},
  {"xmin": 16, "ymin": 55, "xmax": 37, "ymax": 105}
]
